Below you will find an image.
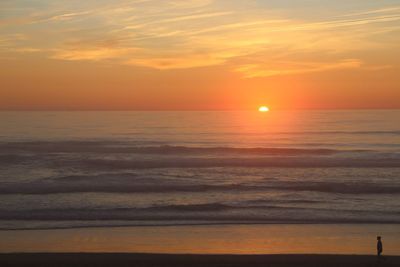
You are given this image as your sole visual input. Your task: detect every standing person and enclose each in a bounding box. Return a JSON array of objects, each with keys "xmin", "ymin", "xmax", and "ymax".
[{"xmin": 377, "ymin": 236, "xmax": 383, "ymax": 258}]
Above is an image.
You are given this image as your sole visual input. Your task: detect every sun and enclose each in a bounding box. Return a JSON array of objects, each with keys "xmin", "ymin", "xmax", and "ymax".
[{"xmin": 258, "ymin": 106, "xmax": 269, "ymax": 112}]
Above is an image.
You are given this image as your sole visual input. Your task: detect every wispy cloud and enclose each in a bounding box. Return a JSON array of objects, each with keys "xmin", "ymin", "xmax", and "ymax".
[
  {"xmin": 45, "ymin": 11, "xmax": 93, "ymax": 22},
  {"xmin": 168, "ymin": 0, "xmax": 214, "ymax": 9},
  {"xmin": 0, "ymin": 11, "xmax": 93, "ymax": 27},
  {"xmin": 52, "ymin": 47, "xmax": 136, "ymax": 61},
  {"xmin": 1, "ymin": 1, "xmax": 399, "ymax": 77},
  {"xmin": 235, "ymin": 59, "xmax": 363, "ymax": 78},
  {"xmin": 339, "ymin": 6, "xmax": 400, "ymax": 17}
]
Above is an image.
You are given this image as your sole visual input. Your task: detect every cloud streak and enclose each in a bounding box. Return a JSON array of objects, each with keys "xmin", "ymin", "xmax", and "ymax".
[
  {"xmin": 1, "ymin": 1, "xmax": 399, "ymax": 77},
  {"xmin": 235, "ymin": 59, "xmax": 363, "ymax": 78}
]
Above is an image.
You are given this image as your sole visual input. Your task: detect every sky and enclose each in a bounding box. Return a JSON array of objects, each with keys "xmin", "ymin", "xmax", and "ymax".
[{"xmin": 0, "ymin": 0, "xmax": 399, "ymax": 110}]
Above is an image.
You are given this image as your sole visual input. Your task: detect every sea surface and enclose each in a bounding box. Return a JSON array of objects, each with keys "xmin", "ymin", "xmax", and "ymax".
[{"xmin": 0, "ymin": 110, "xmax": 399, "ymax": 230}]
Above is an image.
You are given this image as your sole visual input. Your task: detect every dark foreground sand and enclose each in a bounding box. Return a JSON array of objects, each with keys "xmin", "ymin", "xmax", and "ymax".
[{"xmin": 0, "ymin": 253, "xmax": 399, "ymax": 267}]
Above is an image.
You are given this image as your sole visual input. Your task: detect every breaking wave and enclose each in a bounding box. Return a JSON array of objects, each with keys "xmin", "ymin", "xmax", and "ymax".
[
  {"xmin": 0, "ymin": 141, "xmax": 345, "ymax": 155},
  {"xmin": 1, "ymin": 173, "xmax": 399, "ymax": 195},
  {"xmin": 55, "ymin": 157, "xmax": 400, "ymax": 170},
  {"xmin": 1, "ymin": 204, "xmax": 399, "ymax": 227}
]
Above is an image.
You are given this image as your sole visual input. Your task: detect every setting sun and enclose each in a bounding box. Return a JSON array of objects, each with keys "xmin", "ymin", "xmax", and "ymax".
[{"xmin": 259, "ymin": 106, "xmax": 270, "ymax": 112}]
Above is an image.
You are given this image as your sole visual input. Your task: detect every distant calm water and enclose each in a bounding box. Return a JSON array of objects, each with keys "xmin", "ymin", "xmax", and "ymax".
[{"xmin": 0, "ymin": 110, "xmax": 399, "ymax": 230}]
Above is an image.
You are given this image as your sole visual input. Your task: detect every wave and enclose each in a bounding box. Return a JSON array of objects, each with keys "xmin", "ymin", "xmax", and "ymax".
[
  {"xmin": 1, "ymin": 174, "xmax": 399, "ymax": 194},
  {"xmin": 2, "ymin": 219, "xmax": 400, "ymax": 231},
  {"xmin": 0, "ymin": 154, "xmax": 32, "ymax": 164},
  {"xmin": 0, "ymin": 204, "xmax": 398, "ymax": 222},
  {"xmin": 0, "ymin": 141, "xmax": 346, "ymax": 155},
  {"xmin": 58, "ymin": 157, "xmax": 400, "ymax": 170},
  {"xmin": 3, "ymin": 141, "xmax": 399, "ymax": 170},
  {"xmin": 173, "ymin": 130, "xmax": 400, "ymax": 136},
  {"xmin": 4, "ymin": 154, "xmax": 399, "ymax": 168},
  {"xmin": 2, "ymin": 152, "xmax": 400, "ymax": 169},
  {"xmin": 274, "ymin": 130, "xmax": 400, "ymax": 135}
]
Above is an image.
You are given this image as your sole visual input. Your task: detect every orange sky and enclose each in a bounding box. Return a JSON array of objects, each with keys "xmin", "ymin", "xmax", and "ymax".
[{"xmin": 1, "ymin": 0, "xmax": 399, "ymax": 110}]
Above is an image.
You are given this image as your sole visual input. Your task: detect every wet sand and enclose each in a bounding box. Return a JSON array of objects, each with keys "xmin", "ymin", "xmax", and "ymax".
[
  {"xmin": 0, "ymin": 253, "xmax": 399, "ymax": 267},
  {"xmin": 2, "ymin": 225, "xmax": 400, "ymax": 255}
]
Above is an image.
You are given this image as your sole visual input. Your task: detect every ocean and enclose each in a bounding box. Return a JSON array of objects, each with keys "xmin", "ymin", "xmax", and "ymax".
[{"xmin": 0, "ymin": 110, "xmax": 399, "ymax": 231}]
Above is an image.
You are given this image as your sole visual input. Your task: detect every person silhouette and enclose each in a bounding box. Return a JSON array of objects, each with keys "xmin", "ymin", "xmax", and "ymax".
[{"xmin": 377, "ymin": 236, "xmax": 383, "ymax": 258}]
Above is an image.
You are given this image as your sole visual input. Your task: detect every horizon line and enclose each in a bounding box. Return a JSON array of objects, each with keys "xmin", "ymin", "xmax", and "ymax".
[{"xmin": 0, "ymin": 108, "xmax": 400, "ymax": 112}]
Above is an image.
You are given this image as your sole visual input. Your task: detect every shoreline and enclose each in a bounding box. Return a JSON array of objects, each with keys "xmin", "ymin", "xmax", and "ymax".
[
  {"xmin": 1, "ymin": 224, "xmax": 399, "ymax": 255},
  {"xmin": 1, "ymin": 253, "xmax": 399, "ymax": 267}
]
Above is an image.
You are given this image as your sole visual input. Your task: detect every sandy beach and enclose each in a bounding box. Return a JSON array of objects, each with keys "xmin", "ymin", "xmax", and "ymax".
[
  {"xmin": 2, "ymin": 224, "xmax": 400, "ymax": 255},
  {"xmin": 1, "ymin": 253, "xmax": 399, "ymax": 267}
]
